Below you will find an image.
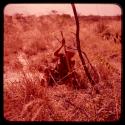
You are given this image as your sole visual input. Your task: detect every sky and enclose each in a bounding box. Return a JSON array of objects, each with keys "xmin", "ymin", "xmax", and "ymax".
[{"xmin": 4, "ymin": 4, "xmax": 122, "ymax": 16}]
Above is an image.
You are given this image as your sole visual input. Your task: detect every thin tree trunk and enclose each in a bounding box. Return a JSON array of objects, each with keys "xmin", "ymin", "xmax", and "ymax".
[{"xmin": 71, "ymin": 4, "xmax": 96, "ymax": 85}]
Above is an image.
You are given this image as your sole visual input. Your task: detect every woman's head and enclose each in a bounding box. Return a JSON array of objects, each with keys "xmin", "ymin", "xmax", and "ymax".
[{"xmin": 66, "ymin": 50, "xmax": 75, "ymax": 59}]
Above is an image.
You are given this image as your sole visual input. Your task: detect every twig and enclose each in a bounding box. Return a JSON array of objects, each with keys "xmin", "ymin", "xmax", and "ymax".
[
  {"xmin": 54, "ymin": 35, "xmax": 61, "ymax": 43},
  {"xmin": 49, "ymin": 71, "xmax": 58, "ymax": 85},
  {"xmin": 60, "ymin": 31, "xmax": 72, "ymax": 72}
]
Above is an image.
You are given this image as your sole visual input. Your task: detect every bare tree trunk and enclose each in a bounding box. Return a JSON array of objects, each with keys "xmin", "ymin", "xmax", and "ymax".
[{"xmin": 71, "ymin": 4, "xmax": 96, "ymax": 85}]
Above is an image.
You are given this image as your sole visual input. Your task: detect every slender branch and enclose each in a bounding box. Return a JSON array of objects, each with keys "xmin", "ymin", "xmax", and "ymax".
[
  {"xmin": 60, "ymin": 31, "xmax": 71, "ymax": 72},
  {"xmin": 71, "ymin": 3, "xmax": 97, "ymax": 85}
]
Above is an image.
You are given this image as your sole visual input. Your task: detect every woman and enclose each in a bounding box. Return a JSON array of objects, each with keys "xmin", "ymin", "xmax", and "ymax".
[{"xmin": 45, "ymin": 41, "xmax": 76, "ymax": 86}]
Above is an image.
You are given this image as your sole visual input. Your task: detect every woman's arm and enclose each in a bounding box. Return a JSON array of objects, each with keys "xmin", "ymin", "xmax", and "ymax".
[{"xmin": 54, "ymin": 44, "xmax": 63, "ymax": 57}]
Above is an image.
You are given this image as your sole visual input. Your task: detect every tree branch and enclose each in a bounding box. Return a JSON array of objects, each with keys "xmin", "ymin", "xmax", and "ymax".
[{"xmin": 71, "ymin": 3, "xmax": 97, "ymax": 85}]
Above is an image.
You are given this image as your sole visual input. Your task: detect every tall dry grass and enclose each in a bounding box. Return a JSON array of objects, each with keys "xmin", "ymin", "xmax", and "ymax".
[{"xmin": 4, "ymin": 14, "xmax": 121, "ymax": 121}]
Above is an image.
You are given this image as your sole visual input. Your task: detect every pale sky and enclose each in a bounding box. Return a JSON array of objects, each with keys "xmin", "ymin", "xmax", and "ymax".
[{"xmin": 4, "ymin": 4, "xmax": 122, "ymax": 16}]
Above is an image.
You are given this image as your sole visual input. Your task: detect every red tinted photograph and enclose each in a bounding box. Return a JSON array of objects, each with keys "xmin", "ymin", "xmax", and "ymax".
[{"xmin": 4, "ymin": 3, "xmax": 121, "ymax": 121}]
